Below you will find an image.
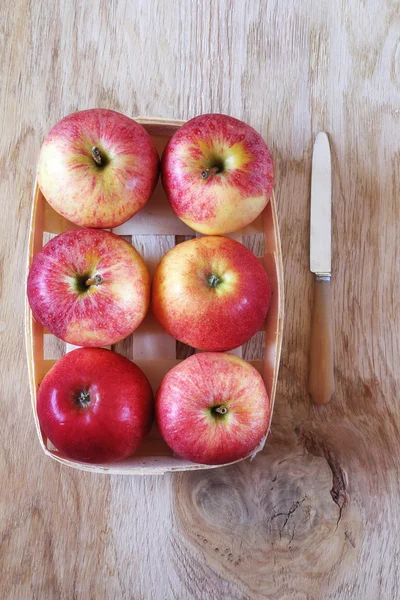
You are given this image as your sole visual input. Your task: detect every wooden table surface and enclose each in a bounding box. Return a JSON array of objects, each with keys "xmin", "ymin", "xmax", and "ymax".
[{"xmin": 1, "ymin": 1, "xmax": 399, "ymax": 598}]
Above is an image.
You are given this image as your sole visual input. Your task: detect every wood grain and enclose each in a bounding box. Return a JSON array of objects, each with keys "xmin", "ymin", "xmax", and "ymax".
[{"xmin": 1, "ymin": 0, "xmax": 399, "ymax": 598}]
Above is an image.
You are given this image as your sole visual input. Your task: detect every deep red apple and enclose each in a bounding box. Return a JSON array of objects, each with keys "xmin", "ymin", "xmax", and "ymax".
[
  {"xmin": 37, "ymin": 108, "xmax": 159, "ymax": 228},
  {"xmin": 37, "ymin": 348, "xmax": 153, "ymax": 463},
  {"xmin": 152, "ymin": 236, "xmax": 271, "ymax": 351},
  {"xmin": 27, "ymin": 229, "xmax": 150, "ymax": 347},
  {"xmin": 161, "ymin": 113, "xmax": 274, "ymax": 234},
  {"xmin": 156, "ymin": 352, "xmax": 270, "ymax": 465}
]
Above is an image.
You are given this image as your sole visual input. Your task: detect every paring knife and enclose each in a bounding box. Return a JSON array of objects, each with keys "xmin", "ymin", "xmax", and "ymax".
[{"xmin": 308, "ymin": 132, "xmax": 335, "ymax": 405}]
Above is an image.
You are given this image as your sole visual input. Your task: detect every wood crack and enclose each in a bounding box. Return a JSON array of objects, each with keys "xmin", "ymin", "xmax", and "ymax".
[
  {"xmin": 298, "ymin": 429, "xmax": 348, "ymax": 525},
  {"xmin": 324, "ymin": 447, "xmax": 347, "ymax": 527},
  {"xmin": 271, "ymin": 497, "xmax": 306, "ymax": 539}
]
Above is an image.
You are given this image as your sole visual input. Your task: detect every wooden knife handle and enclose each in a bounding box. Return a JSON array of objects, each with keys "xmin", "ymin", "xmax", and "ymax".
[{"xmin": 309, "ymin": 277, "xmax": 335, "ymax": 404}]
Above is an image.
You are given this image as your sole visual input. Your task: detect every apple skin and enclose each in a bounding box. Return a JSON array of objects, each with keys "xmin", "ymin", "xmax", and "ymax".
[
  {"xmin": 156, "ymin": 352, "xmax": 270, "ymax": 465},
  {"xmin": 152, "ymin": 236, "xmax": 271, "ymax": 351},
  {"xmin": 37, "ymin": 108, "xmax": 160, "ymax": 228},
  {"xmin": 27, "ymin": 229, "xmax": 150, "ymax": 347},
  {"xmin": 37, "ymin": 348, "xmax": 154, "ymax": 463},
  {"xmin": 161, "ymin": 113, "xmax": 274, "ymax": 234}
]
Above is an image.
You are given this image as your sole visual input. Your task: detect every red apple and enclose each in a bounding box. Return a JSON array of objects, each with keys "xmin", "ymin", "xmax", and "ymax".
[
  {"xmin": 161, "ymin": 113, "xmax": 274, "ymax": 234},
  {"xmin": 156, "ymin": 352, "xmax": 270, "ymax": 465},
  {"xmin": 152, "ymin": 236, "xmax": 271, "ymax": 351},
  {"xmin": 27, "ymin": 229, "xmax": 150, "ymax": 347},
  {"xmin": 37, "ymin": 348, "xmax": 153, "ymax": 463},
  {"xmin": 37, "ymin": 108, "xmax": 159, "ymax": 228}
]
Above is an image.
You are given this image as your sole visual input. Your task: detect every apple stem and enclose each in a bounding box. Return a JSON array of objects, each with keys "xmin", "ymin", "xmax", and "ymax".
[
  {"xmin": 85, "ymin": 274, "xmax": 103, "ymax": 287},
  {"xmin": 215, "ymin": 406, "xmax": 227, "ymax": 415},
  {"xmin": 76, "ymin": 391, "xmax": 91, "ymax": 408},
  {"xmin": 91, "ymin": 146, "xmax": 103, "ymax": 166},
  {"xmin": 201, "ymin": 167, "xmax": 220, "ymax": 180},
  {"xmin": 207, "ymin": 273, "xmax": 221, "ymax": 288}
]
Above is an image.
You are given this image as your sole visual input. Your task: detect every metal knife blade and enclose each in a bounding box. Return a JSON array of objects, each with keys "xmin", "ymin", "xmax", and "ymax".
[{"xmin": 310, "ymin": 132, "xmax": 331, "ymax": 277}]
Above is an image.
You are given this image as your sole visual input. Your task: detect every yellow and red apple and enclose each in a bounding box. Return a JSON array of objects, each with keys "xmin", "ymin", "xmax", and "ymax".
[
  {"xmin": 161, "ymin": 113, "xmax": 274, "ymax": 234},
  {"xmin": 27, "ymin": 229, "xmax": 150, "ymax": 347},
  {"xmin": 156, "ymin": 352, "xmax": 270, "ymax": 465},
  {"xmin": 37, "ymin": 108, "xmax": 159, "ymax": 228},
  {"xmin": 152, "ymin": 235, "xmax": 271, "ymax": 351}
]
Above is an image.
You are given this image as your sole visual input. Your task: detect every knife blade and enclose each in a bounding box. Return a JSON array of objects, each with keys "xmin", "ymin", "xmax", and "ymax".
[{"xmin": 308, "ymin": 132, "xmax": 335, "ymax": 404}]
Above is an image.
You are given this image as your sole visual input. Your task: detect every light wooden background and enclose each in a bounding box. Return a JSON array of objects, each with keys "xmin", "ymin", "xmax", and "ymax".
[{"xmin": 1, "ymin": 1, "xmax": 399, "ymax": 598}]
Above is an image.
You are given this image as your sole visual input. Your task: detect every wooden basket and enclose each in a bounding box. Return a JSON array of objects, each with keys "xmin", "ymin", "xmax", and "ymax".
[{"xmin": 25, "ymin": 117, "xmax": 284, "ymax": 475}]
